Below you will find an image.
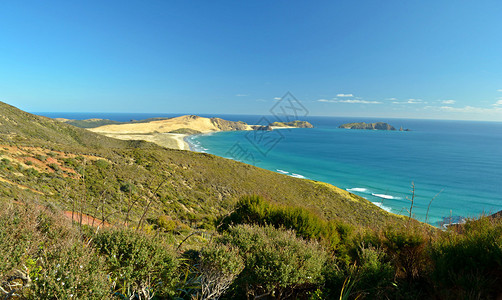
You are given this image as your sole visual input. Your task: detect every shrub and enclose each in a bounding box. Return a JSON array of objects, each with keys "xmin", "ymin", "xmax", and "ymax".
[
  {"xmin": 29, "ymin": 243, "xmax": 109, "ymax": 299},
  {"xmin": 355, "ymin": 243, "xmax": 395, "ymax": 298},
  {"xmin": 35, "ymin": 154, "xmax": 47, "ymax": 162},
  {"xmin": 0, "ymin": 201, "xmax": 109, "ymax": 299},
  {"xmin": 48, "ymin": 163, "xmax": 60, "ymax": 172},
  {"xmin": 430, "ymin": 217, "xmax": 502, "ymax": 299},
  {"xmin": 220, "ymin": 195, "xmax": 348, "ymax": 250},
  {"xmin": 119, "ymin": 182, "xmax": 136, "ymax": 193},
  {"xmin": 95, "ymin": 159, "xmax": 110, "ymax": 169},
  {"xmin": 382, "ymin": 223, "xmax": 430, "ymax": 281},
  {"xmin": 156, "ymin": 215, "xmax": 177, "ymax": 231},
  {"xmin": 24, "ymin": 167, "xmax": 39, "ymax": 177},
  {"xmin": 93, "ymin": 228, "xmax": 180, "ymax": 298},
  {"xmin": 220, "ymin": 224, "xmax": 327, "ymax": 299},
  {"xmin": 198, "ymin": 244, "xmax": 244, "ymax": 299}
]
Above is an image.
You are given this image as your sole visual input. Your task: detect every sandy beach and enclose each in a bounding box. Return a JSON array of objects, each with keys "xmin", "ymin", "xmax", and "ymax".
[
  {"xmin": 98, "ymin": 132, "xmax": 191, "ymax": 150},
  {"xmin": 269, "ymin": 126, "xmax": 296, "ymax": 130}
]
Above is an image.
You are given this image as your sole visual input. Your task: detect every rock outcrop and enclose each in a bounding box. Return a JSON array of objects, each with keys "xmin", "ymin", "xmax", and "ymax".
[
  {"xmin": 339, "ymin": 122, "xmax": 397, "ymax": 130},
  {"xmin": 269, "ymin": 120, "xmax": 314, "ymax": 128}
]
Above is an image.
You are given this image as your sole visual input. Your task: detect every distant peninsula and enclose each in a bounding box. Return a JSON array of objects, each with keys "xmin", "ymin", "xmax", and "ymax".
[
  {"xmin": 339, "ymin": 122, "xmax": 410, "ymax": 131},
  {"xmin": 56, "ymin": 115, "xmax": 313, "ymax": 150}
]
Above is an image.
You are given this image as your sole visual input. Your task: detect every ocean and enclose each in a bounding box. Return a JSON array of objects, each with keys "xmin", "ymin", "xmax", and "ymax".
[{"xmin": 38, "ymin": 112, "xmax": 502, "ymax": 226}]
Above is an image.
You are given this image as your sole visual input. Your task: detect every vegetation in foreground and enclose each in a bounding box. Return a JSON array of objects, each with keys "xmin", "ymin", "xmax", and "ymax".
[
  {"xmin": 2, "ymin": 197, "xmax": 502, "ymax": 299},
  {"xmin": 2, "ymin": 101, "xmax": 502, "ymax": 299}
]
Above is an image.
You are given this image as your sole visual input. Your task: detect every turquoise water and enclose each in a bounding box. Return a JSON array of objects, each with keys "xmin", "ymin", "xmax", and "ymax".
[
  {"xmin": 37, "ymin": 112, "xmax": 502, "ymax": 226},
  {"xmin": 187, "ymin": 117, "xmax": 502, "ymax": 225}
]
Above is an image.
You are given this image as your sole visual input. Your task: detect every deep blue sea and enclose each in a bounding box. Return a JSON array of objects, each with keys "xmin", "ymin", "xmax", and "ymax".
[{"xmin": 37, "ymin": 112, "xmax": 502, "ymax": 226}]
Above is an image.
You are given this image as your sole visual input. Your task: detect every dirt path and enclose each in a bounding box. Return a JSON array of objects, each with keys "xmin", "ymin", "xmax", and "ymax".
[{"xmin": 63, "ymin": 211, "xmax": 111, "ymax": 227}]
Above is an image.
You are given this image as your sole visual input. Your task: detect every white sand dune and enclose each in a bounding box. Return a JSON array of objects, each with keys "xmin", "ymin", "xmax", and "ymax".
[{"xmin": 89, "ymin": 115, "xmax": 253, "ymax": 150}]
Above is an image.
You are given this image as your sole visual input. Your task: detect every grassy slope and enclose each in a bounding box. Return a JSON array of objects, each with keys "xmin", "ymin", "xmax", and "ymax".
[
  {"xmin": 0, "ymin": 101, "xmax": 405, "ymax": 228},
  {"xmin": 64, "ymin": 119, "xmax": 122, "ymax": 128}
]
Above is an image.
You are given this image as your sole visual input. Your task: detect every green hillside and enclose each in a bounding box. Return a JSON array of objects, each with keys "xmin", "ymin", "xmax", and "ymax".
[
  {"xmin": 63, "ymin": 118, "xmax": 123, "ymax": 128},
  {"xmin": 0, "ymin": 101, "xmax": 404, "ymax": 228}
]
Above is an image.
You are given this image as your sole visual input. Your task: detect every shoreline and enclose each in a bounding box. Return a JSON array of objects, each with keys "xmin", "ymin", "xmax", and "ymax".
[
  {"xmin": 169, "ymin": 133, "xmax": 191, "ymax": 150},
  {"xmin": 183, "ymin": 135, "xmax": 196, "ymax": 151}
]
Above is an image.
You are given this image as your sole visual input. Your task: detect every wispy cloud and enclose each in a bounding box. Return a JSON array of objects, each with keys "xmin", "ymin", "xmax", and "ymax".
[
  {"xmin": 441, "ymin": 99, "xmax": 456, "ymax": 104},
  {"xmin": 493, "ymin": 100, "xmax": 502, "ymax": 106},
  {"xmin": 317, "ymin": 99, "xmax": 381, "ymax": 104},
  {"xmin": 339, "ymin": 99, "xmax": 381, "ymax": 104},
  {"xmin": 273, "ymin": 97, "xmax": 281, "ymax": 100},
  {"xmin": 393, "ymin": 99, "xmax": 424, "ymax": 104},
  {"xmin": 437, "ymin": 105, "xmax": 502, "ymax": 113},
  {"xmin": 336, "ymin": 93, "xmax": 354, "ymax": 97},
  {"xmin": 235, "ymin": 94, "xmax": 248, "ymax": 97},
  {"xmin": 386, "ymin": 97, "xmax": 397, "ymax": 101},
  {"xmin": 497, "ymin": 89, "xmax": 502, "ymax": 92}
]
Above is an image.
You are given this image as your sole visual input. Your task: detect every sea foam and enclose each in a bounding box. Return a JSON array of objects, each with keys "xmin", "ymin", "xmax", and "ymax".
[
  {"xmin": 347, "ymin": 187, "xmax": 370, "ymax": 193},
  {"xmin": 290, "ymin": 173, "xmax": 307, "ymax": 179},
  {"xmin": 371, "ymin": 193, "xmax": 401, "ymax": 200},
  {"xmin": 372, "ymin": 202, "xmax": 392, "ymax": 212}
]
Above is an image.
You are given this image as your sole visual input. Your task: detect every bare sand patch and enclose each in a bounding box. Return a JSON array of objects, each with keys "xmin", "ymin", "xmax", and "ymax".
[{"xmin": 97, "ymin": 132, "xmax": 191, "ymax": 150}]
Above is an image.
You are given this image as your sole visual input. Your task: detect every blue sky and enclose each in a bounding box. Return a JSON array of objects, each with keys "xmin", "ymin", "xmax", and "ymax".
[{"xmin": 1, "ymin": 1, "xmax": 502, "ymax": 120}]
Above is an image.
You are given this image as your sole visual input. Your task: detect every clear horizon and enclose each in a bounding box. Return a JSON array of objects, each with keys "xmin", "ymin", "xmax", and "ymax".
[{"xmin": 1, "ymin": 1, "xmax": 502, "ymax": 121}]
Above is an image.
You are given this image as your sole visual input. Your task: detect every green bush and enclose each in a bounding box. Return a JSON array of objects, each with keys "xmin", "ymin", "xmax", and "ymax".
[
  {"xmin": 156, "ymin": 215, "xmax": 177, "ymax": 231},
  {"xmin": 119, "ymin": 182, "xmax": 136, "ymax": 193},
  {"xmin": 29, "ymin": 243, "xmax": 109, "ymax": 299},
  {"xmin": 220, "ymin": 195, "xmax": 349, "ymax": 250},
  {"xmin": 430, "ymin": 217, "xmax": 502, "ymax": 299},
  {"xmin": 35, "ymin": 154, "xmax": 47, "ymax": 162},
  {"xmin": 197, "ymin": 243, "xmax": 244, "ymax": 299},
  {"xmin": 220, "ymin": 224, "xmax": 327, "ymax": 298},
  {"xmin": 48, "ymin": 163, "xmax": 60, "ymax": 172},
  {"xmin": 382, "ymin": 223, "xmax": 430, "ymax": 281},
  {"xmin": 355, "ymin": 243, "xmax": 395, "ymax": 298},
  {"xmin": 95, "ymin": 159, "xmax": 110, "ymax": 169},
  {"xmin": 93, "ymin": 228, "xmax": 180, "ymax": 298},
  {"xmin": 0, "ymin": 201, "xmax": 109, "ymax": 299}
]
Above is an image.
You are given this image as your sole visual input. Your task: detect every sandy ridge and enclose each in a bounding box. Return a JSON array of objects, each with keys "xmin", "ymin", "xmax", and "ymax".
[{"xmin": 89, "ymin": 115, "xmax": 255, "ymax": 150}]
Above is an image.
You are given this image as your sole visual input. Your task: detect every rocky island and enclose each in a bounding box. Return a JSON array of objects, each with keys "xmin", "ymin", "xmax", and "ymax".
[
  {"xmin": 269, "ymin": 120, "xmax": 314, "ymax": 128},
  {"xmin": 339, "ymin": 122, "xmax": 410, "ymax": 131}
]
